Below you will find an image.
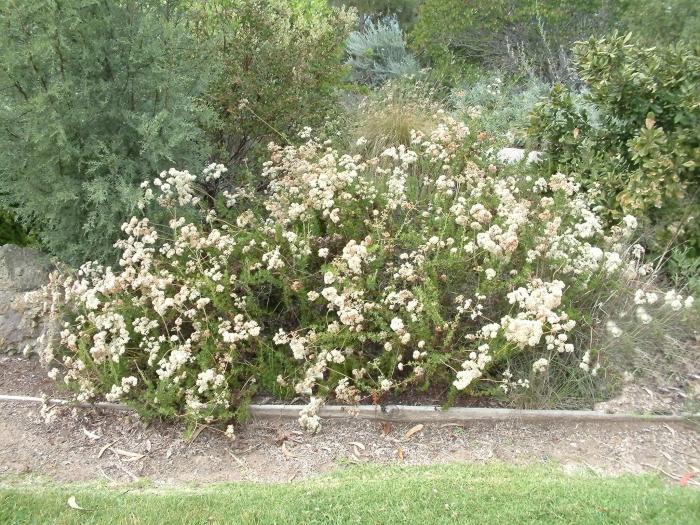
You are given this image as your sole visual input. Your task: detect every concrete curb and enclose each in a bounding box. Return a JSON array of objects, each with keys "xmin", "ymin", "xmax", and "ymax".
[
  {"xmin": 1, "ymin": 394, "xmax": 697, "ymax": 424},
  {"xmin": 253, "ymin": 404, "xmax": 697, "ymax": 423}
]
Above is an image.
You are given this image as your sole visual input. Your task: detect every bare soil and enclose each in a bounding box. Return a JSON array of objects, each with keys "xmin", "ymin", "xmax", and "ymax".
[{"xmin": 0, "ymin": 355, "xmax": 698, "ymax": 486}]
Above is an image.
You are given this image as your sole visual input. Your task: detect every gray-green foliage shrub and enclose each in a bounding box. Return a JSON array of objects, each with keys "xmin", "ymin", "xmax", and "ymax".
[
  {"xmin": 0, "ymin": 0, "xmax": 213, "ymax": 264},
  {"xmin": 530, "ymin": 33, "xmax": 700, "ymax": 258},
  {"xmin": 346, "ymin": 16, "xmax": 420, "ymax": 87},
  {"xmin": 451, "ymin": 76, "xmax": 549, "ymax": 146},
  {"xmin": 191, "ymin": 0, "xmax": 354, "ymax": 170}
]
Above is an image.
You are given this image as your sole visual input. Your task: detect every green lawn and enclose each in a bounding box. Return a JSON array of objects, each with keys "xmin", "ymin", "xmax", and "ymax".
[{"xmin": 1, "ymin": 463, "xmax": 698, "ymax": 524}]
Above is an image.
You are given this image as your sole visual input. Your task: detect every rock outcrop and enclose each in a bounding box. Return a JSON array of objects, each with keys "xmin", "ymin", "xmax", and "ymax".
[{"xmin": 0, "ymin": 244, "xmax": 54, "ymax": 355}]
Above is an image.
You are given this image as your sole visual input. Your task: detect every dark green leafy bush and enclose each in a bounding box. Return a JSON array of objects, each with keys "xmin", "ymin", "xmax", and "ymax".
[
  {"xmin": 530, "ymin": 33, "xmax": 699, "ymax": 257},
  {"xmin": 0, "ymin": 0, "xmax": 213, "ymax": 264}
]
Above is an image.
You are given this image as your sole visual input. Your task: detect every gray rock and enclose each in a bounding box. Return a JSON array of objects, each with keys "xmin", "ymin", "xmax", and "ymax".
[
  {"xmin": 0, "ymin": 244, "xmax": 52, "ymax": 293},
  {"xmin": 0, "ymin": 244, "xmax": 55, "ymax": 355}
]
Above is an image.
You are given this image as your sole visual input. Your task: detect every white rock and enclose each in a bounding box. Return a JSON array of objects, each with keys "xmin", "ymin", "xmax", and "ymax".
[{"xmin": 497, "ymin": 147, "xmax": 542, "ymax": 165}]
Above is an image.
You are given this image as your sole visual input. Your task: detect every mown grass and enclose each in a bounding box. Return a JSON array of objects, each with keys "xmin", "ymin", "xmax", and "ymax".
[{"xmin": 1, "ymin": 463, "xmax": 699, "ymax": 524}]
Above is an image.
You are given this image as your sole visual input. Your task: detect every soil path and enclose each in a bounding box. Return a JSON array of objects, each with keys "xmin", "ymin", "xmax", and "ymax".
[{"xmin": 1, "ymin": 356, "xmax": 698, "ymax": 486}]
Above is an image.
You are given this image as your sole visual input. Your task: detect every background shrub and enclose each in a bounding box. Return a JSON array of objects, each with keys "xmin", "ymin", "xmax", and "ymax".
[
  {"xmin": 450, "ymin": 75, "xmax": 549, "ymax": 147},
  {"xmin": 191, "ymin": 0, "xmax": 354, "ymax": 171},
  {"xmin": 350, "ymin": 79, "xmax": 442, "ymax": 157},
  {"xmin": 409, "ymin": 0, "xmax": 625, "ymax": 84},
  {"xmin": 332, "ymin": 0, "xmax": 422, "ymax": 30},
  {"xmin": 346, "ymin": 16, "xmax": 420, "ymax": 87},
  {"xmin": 620, "ymin": 0, "xmax": 699, "ymax": 46},
  {"xmin": 0, "ymin": 0, "xmax": 213, "ymax": 264}
]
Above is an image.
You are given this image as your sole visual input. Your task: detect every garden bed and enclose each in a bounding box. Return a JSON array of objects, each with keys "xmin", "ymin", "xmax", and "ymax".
[{"xmin": 1, "ymin": 355, "xmax": 698, "ymax": 486}]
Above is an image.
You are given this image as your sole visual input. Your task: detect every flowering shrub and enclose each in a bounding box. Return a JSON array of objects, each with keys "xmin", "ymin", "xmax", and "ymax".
[{"xmin": 43, "ymin": 115, "xmax": 695, "ymax": 431}]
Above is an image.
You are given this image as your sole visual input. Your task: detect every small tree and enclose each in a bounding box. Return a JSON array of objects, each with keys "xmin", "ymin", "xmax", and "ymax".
[
  {"xmin": 0, "ymin": 0, "xmax": 214, "ymax": 263},
  {"xmin": 190, "ymin": 0, "xmax": 354, "ymax": 169}
]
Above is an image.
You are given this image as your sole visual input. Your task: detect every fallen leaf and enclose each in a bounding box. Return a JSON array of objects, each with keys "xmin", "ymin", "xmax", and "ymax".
[
  {"xmin": 67, "ymin": 496, "xmax": 86, "ymax": 511},
  {"xmin": 404, "ymin": 424, "xmax": 424, "ymax": 439},
  {"xmin": 397, "ymin": 447, "xmax": 405, "ymax": 461},
  {"xmin": 380, "ymin": 421, "xmax": 393, "ymax": 435},
  {"xmin": 82, "ymin": 427, "xmax": 100, "ymax": 440},
  {"xmin": 679, "ymin": 472, "xmax": 696, "ymax": 487},
  {"xmin": 348, "ymin": 441, "xmax": 365, "ymax": 451},
  {"xmin": 281, "ymin": 442, "xmax": 295, "ymax": 459}
]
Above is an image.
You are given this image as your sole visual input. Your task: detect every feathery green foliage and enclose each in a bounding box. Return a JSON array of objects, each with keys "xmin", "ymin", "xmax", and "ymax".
[{"xmin": 0, "ymin": 0, "xmax": 214, "ymax": 264}]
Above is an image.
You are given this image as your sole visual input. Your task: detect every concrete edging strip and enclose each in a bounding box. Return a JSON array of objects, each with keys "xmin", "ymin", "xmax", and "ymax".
[{"xmin": 0, "ymin": 394, "xmax": 696, "ymax": 423}]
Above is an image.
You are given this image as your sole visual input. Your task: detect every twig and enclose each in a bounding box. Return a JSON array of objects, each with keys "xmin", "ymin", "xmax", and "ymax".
[
  {"xmin": 97, "ymin": 439, "xmax": 121, "ymax": 459},
  {"xmin": 98, "ymin": 467, "xmax": 116, "ymax": 483},
  {"xmin": 641, "ymin": 462, "xmax": 700, "ymax": 486},
  {"xmin": 228, "ymin": 449, "xmax": 246, "ymax": 467},
  {"xmin": 114, "ymin": 462, "xmax": 139, "ymax": 482}
]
